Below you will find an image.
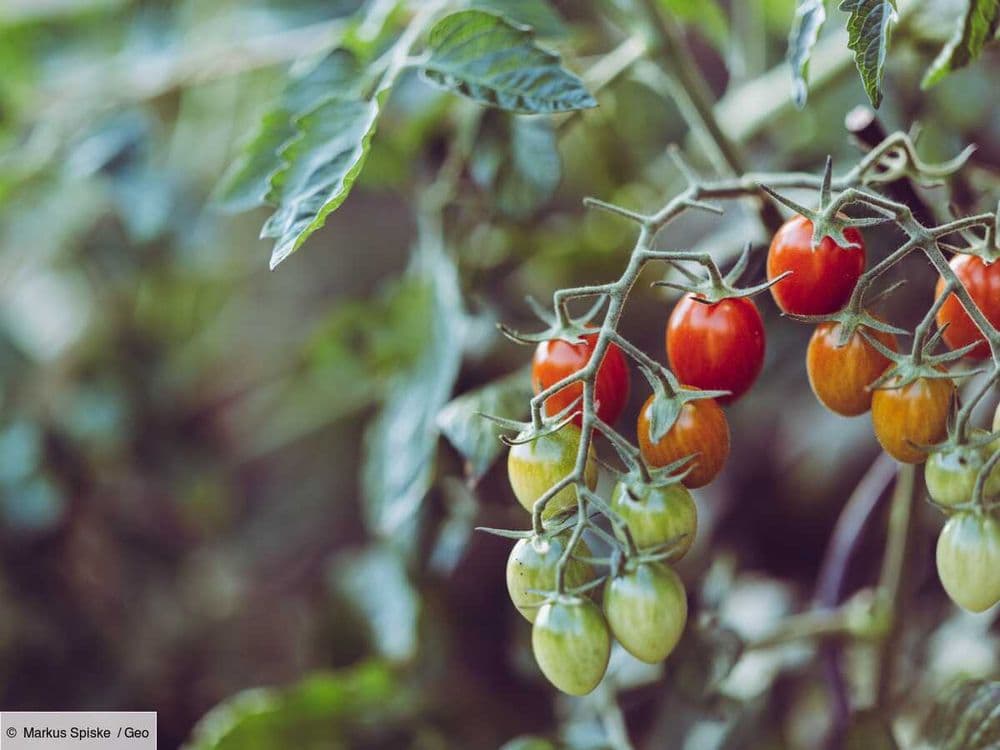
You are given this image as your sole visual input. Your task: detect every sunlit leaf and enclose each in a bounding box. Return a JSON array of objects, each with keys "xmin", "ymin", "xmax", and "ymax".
[
  {"xmin": 839, "ymin": 0, "xmax": 898, "ymax": 108},
  {"xmin": 921, "ymin": 0, "xmax": 1000, "ymax": 88},
  {"xmin": 421, "ymin": 10, "xmax": 597, "ymax": 114},
  {"xmin": 787, "ymin": 0, "xmax": 827, "ymax": 108}
]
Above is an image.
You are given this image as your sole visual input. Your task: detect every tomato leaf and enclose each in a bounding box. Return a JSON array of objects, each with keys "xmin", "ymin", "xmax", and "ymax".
[
  {"xmin": 437, "ymin": 367, "xmax": 532, "ymax": 481},
  {"xmin": 468, "ymin": 0, "xmax": 566, "ymax": 36},
  {"xmin": 921, "ymin": 679, "xmax": 1000, "ymax": 749},
  {"xmin": 839, "ymin": 0, "xmax": 898, "ymax": 108},
  {"xmin": 470, "ymin": 112, "xmax": 562, "ymax": 219},
  {"xmin": 921, "ymin": 0, "xmax": 1000, "ymax": 89},
  {"xmin": 362, "ymin": 242, "xmax": 467, "ymax": 538},
  {"xmin": 420, "ymin": 10, "xmax": 597, "ymax": 114},
  {"xmin": 787, "ymin": 0, "xmax": 827, "ymax": 108}
]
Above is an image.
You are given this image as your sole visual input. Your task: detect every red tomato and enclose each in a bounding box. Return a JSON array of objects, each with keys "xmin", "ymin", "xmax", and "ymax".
[
  {"xmin": 806, "ymin": 321, "xmax": 898, "ymax": 417},
  {"xmin": 767, "ymin": 215, "xmax": 866, "ymax": 315},
  {"xmin": 935, "ymin": 255, "xmax": 1000, "ymax": 360},
  {"xmin": 637, "ymin": 393, "xmax": 730, "ymax": 489},
  {"xmin": 666, "ymin": 295, "xmax": 765, "ymax": 404},
  {"xmin": 532, "ymin": 333, "xmax": 629, "ymax": 425}
]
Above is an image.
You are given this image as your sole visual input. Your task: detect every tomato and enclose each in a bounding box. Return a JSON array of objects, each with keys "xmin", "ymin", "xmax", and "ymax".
[
  {"xmin": 507, "ymin": 534, "xmax": 595, "ymax": 622},
  {"xmin": 806, "ymin": 321, "xmax": 898, "ymax": 416},
  {"xmin": 925, "ymin": 430, "xmax": 1000, "ymax": 507},
  {"xmin": 935, "ymin": 255, "xmax": 1000, "ymax": 360},
  {"xmin": 532, "ymin": 333, "xmax": 629, "ymax": 425},
  {"xmin": 936, "ymin": 511, "xmax": 1000, "ymax": 612},
  {"xmin": 767, "ymin": 215, "xmax": 866, "ymax": 315},
  {"xmin": 508, "ymin": 423, "xmax": 598, "ymax": 518},
  {"xmin": 637, "ymin": 393, "xmax": 730, "ymax": 488},
  {"xmin": 532, "ymin": 596, "xmax": 611, "ymax": 695},
  {"xmin": 666, "ymin": 294, "xmax": 765, "ymax": 404},
  {"xmin": 871, "ymin": 377, "xmax": 953, "ymax": 464},
  {"xmin": 610, "ymin": 480, "xmax": 697, "ymax": 560},
  {"xmin": 603, "ymin": 561, "xmax": 687, "ymax": 663}
]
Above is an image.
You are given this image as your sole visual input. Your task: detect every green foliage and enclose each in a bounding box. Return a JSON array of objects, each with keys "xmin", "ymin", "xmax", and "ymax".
[
  {"xmin": 657, "ymin": 0, "xmax": 730, "ymax": 49},
  {"xmin": 839, "ymin": 0, "xmax": 898, "ymax": 108},
  {"xmin": 787, "ymin": 0, "xmax": 826, "ymax": 108},
  {"xmin": 468, "ymin": 0, "xmax": 567, "ymax": 36},
  {"xmin": 921, "ymin": 679, "xmax": 1000, "ymax": 750},
  {"xmin": 922, "ymin": 0, "xmax": 1000, "ymax": 88},
  {"xmin": 421, "ymin": 10, "xmax": 597, "ymax": 114}
]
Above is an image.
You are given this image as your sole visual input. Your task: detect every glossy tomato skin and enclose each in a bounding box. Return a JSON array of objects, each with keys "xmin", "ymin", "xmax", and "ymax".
[
  {"xmin": 610, "ymin": 481, "xmax": 697, "ymax": 560},
  {"xmin": 767, "ymin": 215, "xmax": 866, "ymax": 315},
  {"xmin": 871, "ymin": 377, "xmax": 954, "ymax": 464},
  {"xmin": 532, "ymin": 333, "xmax": 629, "ymax": 425},
  {"xmin": 666, "ymin": 295, "xmax": 765, "ymax": 404},
  {"xmin": 935, "ymin": 255, "xmax": 1000, "ymax": 360},
  {"xmin": 532, "ymin": 596, "xmax": 611, "ymax": 695},
  {"xmin": 637, "ymin": 393, "xmax": 730, "ymax": 489},
  {"xmin": 603, "ymin": 562, "xmax": 687, "ymax": 664},
  {"xmin": 936, "ymin": 512, "xmax": 1000, "ymax": 612},
  {"xmin": 925, "ymin": 430, "xmax": 1000, "ymax": 507},
  {"xmin": 507, "ymin": 424, "xmax": 598, "ymax": 518},
  {"xmin": 507, "ymin": 534, "xmax": 595, "ymax": 622},
  {"xmin": 806, "ymin": 322, "xmax": 898, "ymax": 416}
]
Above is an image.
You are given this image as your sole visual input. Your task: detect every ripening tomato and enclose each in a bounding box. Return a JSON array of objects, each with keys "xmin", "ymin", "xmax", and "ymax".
[
  {"xmin": 935, "ymin": 254, "xmax": 1000, "ymax": 360},
  {"xmin": 507, "ymin": 424, "xmax": 598, "ymax": 518},
  {"xmin": 925, "ymin": 430, "xmax": 1000, "ymax": 507},
  {"xmin": 666, "ymin": 294, "xmax": 765, "ymax": 404},
  {"xmin": 936, "ymin": 511, "xmax": 1000, "ymax": 612},
  {"xmin": 532, "ymin": 333, "xmax": 629, "ymax": 425},
  {"xmin": 532, "ymin": 596, "xmax": 611, "ymax": 695},
  {"xmin": 767, "ymin": 215, "xmax": 866, "ymax": 315},
  {"xmin": 610, "ymin": 480, "xmax": 697, "ymax": 560},
  {"xmin": 637, "ymin": 393, "xmax": 730, "ymax": 488},
  {"xmin": 806, "ymin": 321, "xmax": 898, "ymax": 416},
  {"xmin": 507, "ymin": 534, "xmax": 595, "ymax": 622},
  {"xmin": 603, "ymin": 561, "xmax": 687, "ymax": 663},
  {"xmin": 871, "ymin": 377, "xmax": 954, "ymax": 464}
]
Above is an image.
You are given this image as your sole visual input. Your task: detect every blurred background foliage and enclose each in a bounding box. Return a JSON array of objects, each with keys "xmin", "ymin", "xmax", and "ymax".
[{"xmin": 0, "ymin": 0, "xmax": 999, "ymax": 748}]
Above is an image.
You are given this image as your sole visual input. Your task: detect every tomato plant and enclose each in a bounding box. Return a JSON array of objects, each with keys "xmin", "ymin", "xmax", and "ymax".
[
  {"xmin": 871, "ymin": 377, "xmax": 954, "ymax": 464},
  {"xmin": 936, "ymin": 512, "xmax": 1000, "ymax": 612},
  {"xmin": 636, "ymin": 393, "xmax": 730, "ymax": 489},
  {"xmin": 806, "ymin": 321, "xmax": 898, "ymax": 416},
  {"xmin": 507, "ymin": 424, "xmax": 598, "ymax": 518},
  {"xmin": 506, "ymin": 534, "xmax": 595, "ymax": 622},
  {"xmin": 666, "ymin": 294, "xmax": 765, "ymax": 404},
  {"xmin": 531, "ymin": 596, "xmax": 611, "ymax": 695},
  {"xmin": 532, "ymin": 333, "xmax": 630, "ymax": 425},
  {"xmin": 935, "ymin": 255, "xmax": 1000, "ymax": 360},
  {"xmin": 603, "ymin": 561, "xmax": 688, "ymax": 664},
  {"xmin": 767, "ymin": 215, "xmax": 865, "ymax": 316}
]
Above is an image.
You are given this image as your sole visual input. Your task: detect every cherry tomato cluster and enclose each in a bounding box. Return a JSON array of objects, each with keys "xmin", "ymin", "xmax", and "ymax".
[{"xmin": 505, "ymin": 212, "xmax": 1000, "ymax": 694}]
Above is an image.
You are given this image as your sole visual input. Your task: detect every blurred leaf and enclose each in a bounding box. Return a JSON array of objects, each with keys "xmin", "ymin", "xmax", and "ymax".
[
  {"xmin": 1, "ymin": 475, "xmax": 65, "ymax": 533},
  {"xmin": 362, "ymin": 240, "xmax": 467, "ymax": 538},
  {"xmin": 436, "ymin": 367, "xmax": 530, "ymax": 480},
  {"xmin": 428, "ymin": 477, "xmax": 479, "ymax": 574},
  {"xmin": 468, "ymin": 0, "xmax": 566, "ymax": 36},
  {"xmin": 471, "ymin": 113, "xmax": 561, "ymax": 219},
  {"xmin": 183, "ymin": 662, "xmax": 408, "ymax": 750},
  {"xmin": 330, "ymin": 546, "xmax": 419, "ymax": 662},
  {"xmin": 921, "ymin": 0, "xmax": 1000, "ymax": 88},
  {"xmin": 500, "ymin": 738, "xmax": 557, "ymax": 750},
  {"xmin": 921, "ymin": 679, "xmax": 1000, "ymax": 749},
  {"xmin": 839, "ymin": 0, "xmax": 898, "ymax": 108},
  {"xmin": 0, "ymin": 419, "xmax": 42, "ymax": 485},
  {"xmin": 787, "ymin": 0, "xmax": 827, "ymax": 108},
  {"xmin": 420, "ymin": 10, "xmax": 597, "ymax": 114},
  {"xmin": 846, "ymin": 711, "xmax": 898, "ymax": 749},
  {"xmin": 214, "ymin": 50, "xmax": 363, "ymax": 214},
  {"xmin": 670, "ymin": 616, "xmax": 744, "ymax": 700},
  {"xmin": 657, "ymin": 0, "xmax": 730, "ymax": 49}
]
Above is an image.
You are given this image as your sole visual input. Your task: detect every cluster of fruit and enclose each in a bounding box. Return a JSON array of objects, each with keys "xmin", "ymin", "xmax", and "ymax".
[{"xmin": 502, "ymin": 212, "xmax": 1000, "ymax": 695}]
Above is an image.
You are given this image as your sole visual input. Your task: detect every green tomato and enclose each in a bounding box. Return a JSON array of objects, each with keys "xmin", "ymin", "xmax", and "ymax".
[
  {"xmin": 532, "ymin": 596, "xmax": 611, "ymax": 695},
  {"xmin": 936, "ymin": 511, "xmax": 1000, "ymax": 612},
  {"xmin": 506, "ymin": 533, "xmax": 595, "ymax": 622},
  {"xmin": 610, "ymin": 480, "xmax": 697, "ymax": 560},
  {"xmin": 603, "ymin": 561, "xmax": 687, "ymax": 664},
  {"xmin": 507, "ymin": 424, "xmax": 598, "ymax": 518},
  {"xmin": 926, "ymin": 430, "xmax": 1000, "ymax": 507}
]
